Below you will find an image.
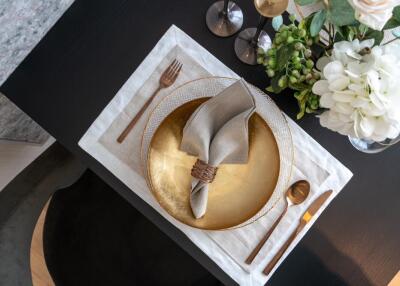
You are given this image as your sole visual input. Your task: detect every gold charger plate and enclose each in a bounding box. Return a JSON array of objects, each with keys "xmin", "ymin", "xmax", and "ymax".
[
  {"xmin": 148, "ymin": 98, "xmax": 280, "ymax": 230},
  {"xmin": 141, "ymin": 77, "xmax": 293, "ymax": 230}
]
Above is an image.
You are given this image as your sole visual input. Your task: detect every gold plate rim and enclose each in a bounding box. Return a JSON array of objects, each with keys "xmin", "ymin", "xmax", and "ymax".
[{"xmin": 140, "ymin": 76, "xmax": 294, "ymax": 230}]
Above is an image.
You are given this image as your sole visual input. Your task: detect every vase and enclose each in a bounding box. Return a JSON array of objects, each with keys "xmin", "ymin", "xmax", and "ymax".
[{"xmin": 348, "ymin": 135, "xmax": 400, "ymax": 154}]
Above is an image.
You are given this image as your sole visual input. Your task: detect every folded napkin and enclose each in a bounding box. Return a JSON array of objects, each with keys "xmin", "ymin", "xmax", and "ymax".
[{"xmin": 180, "ymin": 79, "xmax": 256, "ymax": 218}]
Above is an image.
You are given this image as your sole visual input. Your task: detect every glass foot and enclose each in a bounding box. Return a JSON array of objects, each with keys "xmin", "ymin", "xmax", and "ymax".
[
  {"xmin": 206, "ymin": 1, "xmax": 243, "ymax": 37},
  {"xmin": 348, "ymin": 136, "xmax": 400, "ymax": 153},
  {"xmin": 234, "ymin": 27, "xmax": 271, "ymax": 65}
]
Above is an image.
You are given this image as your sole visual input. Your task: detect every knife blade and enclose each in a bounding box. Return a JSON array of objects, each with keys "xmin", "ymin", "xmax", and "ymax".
[
  {"xmin": 300, "ymin": 189, "xmax": 333, "ymax": 224},
  {"xmin": 262, "ymin": 190, "xmax": 333, "ymax": 275}
]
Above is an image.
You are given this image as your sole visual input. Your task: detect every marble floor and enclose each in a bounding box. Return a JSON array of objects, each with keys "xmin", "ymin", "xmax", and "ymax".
[
  {"xmin": 0, "ymin": 137, "xmax": 54, "ymax": 191},
  {"xmin": 0, "ymin": 0, "xmax": 73, "ymax": 184}
]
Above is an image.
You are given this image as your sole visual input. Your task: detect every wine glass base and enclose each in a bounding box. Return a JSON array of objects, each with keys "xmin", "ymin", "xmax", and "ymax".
[
  {"xmin": 234, "ymin": 27, "xmax": 271, "ymax": 65},
  {"xmin": 206, "ymin": 1, "xmax": 243, "ymax": 37},
  {"xmin": 348, "ymin": 136, "xmax": 397, "ymax": 153}
]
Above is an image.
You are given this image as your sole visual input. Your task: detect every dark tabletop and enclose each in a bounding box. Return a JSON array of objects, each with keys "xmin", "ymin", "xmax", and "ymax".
[{"xmin": 1, "ymin": 1, "xmax": 400, "ymax": 285}]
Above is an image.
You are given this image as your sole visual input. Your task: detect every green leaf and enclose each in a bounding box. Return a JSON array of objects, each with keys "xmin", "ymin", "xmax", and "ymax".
[
  {"xmin": 301, "ymin": 12, "xmax": 316, "ymax": 32},
  {"xmin": 296, "ymin": 112, "xmax": 305, "ymax": 119},
  {"xmin": 364, "ymin": 29, "xmax": 384, "ymax": 45},
  {"xmin": 294, "ymin": 89, "xmax": 310, "ymax": 100},
  {"xmin": 384, "ymin": 18, "xmax": 400, "ymax": 30},
  {"xmin": 276, "ymin": 44, "xmax": 294, "ymax": 71},
  {"xmin": 393, "ymin": 6, "xmax": 400, "ymax": 22},
  {"xmin": 270, "ymin": 72, "xmax": 284, "ymax": 93},
  {"xmin": 296, "ymin": 90, "xmax": 309, "ymax": 120},
  {"xmin": 358, "ymin": 24, "xmax": 368, "ymax": 36},
  {"xmin": 347, "ymin": 27, "xmax": 355, "ymax": 41},
  {"xmin": 327, "ymin": 0, "xmax": 356, "ymax": 26},
  {"xmin": 310, "ymin": 10, "xmax": 327, "ymax": 36},
  {"xmin": 266, "ymin": 86, "xmax": 274, "ymax": 92},
  {"xmin": 289, "ymin": 82, "xmax": 310, "ymax": 91},
  {"xmin": 334, "ymin": 25, "xmax": 345, "ymax": 41},
  {"xmin": 295, "ymin": 0, "xmax": 319, "ymax": 6},
  {"xmin": 272, "ymin": 15, "xmax": 283, "ymax": 31},
  {"xmin": 296, "ymin": 106, "xmax": 306, "ymax": 119},
  {"xmin": 334, "ymin": 33, "xmax": 345, "ymax": 42},
  {"xmin": 382, "ymin": 7, "xmax": 400, "ymax": 30}
]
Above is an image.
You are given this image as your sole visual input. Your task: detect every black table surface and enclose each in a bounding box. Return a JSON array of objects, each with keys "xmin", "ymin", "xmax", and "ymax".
[{"xmin": 1, "ymin": 1, "xmax": 400, "ymax": 285}]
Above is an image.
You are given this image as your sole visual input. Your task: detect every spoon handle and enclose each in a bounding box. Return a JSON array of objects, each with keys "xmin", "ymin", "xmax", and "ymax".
[
  {"xmin": 245, "ymin": 201, "xmax": 288, "ymax": 264},
  {"xmin": 263, "ymin": 219, "xmax": 306, "ymax": 275}
]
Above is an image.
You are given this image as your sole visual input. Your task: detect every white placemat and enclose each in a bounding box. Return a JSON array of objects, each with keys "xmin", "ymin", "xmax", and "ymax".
[{"xmin": 78, "ymin": 25, "xmax": 352, "ymax": 285}]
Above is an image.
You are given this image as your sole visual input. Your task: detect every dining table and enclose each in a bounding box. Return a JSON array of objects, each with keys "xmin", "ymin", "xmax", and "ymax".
[{"xmin": 1, "ymin": 0, "xmax": 400, "ymax": 285}]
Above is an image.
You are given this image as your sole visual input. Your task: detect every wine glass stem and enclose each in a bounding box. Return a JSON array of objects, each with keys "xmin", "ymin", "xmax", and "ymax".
[
  {"xmin": 251, "ymin": 16, "xmax": 268, "ymax": 47},
  {"xmin": 221, "ymin": 0, "xmax": 229, "ymax": 17}
]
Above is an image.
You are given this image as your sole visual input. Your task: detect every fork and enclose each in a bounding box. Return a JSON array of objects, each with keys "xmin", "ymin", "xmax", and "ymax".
[{"xmin": 117, "ymin": 59, "xmax": 182, "ymax": 143}]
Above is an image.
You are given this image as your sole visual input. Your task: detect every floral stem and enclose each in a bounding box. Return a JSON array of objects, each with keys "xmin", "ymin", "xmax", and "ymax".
[
  {"xmin": 322, "ymin": 26, "xmax": 329, "ymax": 34},
  {"xmin": 328, "ymin": 24, "xmax": 334, "ymax": 46},
  {"xmin": 382, "ymin": 37, "xmax": 400, "ymax": 46},
  {"xmin": 316, "ymin": 42, "xmax": 329, "ymax": 49}
]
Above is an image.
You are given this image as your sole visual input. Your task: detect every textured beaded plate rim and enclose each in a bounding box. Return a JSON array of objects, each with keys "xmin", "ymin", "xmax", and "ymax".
[{"xmin": 140, "ymin": 76, "xmax": 294, "ymax": 230}]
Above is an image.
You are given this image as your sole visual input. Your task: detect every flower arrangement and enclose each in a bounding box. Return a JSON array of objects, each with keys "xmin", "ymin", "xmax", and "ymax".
[{"xmin": 258, "ymin": 0, "xmax": 400, "ymax": 142}]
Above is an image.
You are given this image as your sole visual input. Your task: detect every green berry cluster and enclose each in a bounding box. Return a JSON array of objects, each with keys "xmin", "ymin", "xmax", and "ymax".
[{"xmin": 258, "ymin": 16, "xmax": 321, "ymax": 119}]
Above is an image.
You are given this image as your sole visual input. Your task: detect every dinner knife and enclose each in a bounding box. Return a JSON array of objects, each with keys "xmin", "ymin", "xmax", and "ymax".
[{"xmin": 262, "ymin": 190, "xmax": 333, "ymax": 275}]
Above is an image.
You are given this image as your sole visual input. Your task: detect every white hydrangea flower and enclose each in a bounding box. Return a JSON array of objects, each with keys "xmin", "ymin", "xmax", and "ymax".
[{"xmin": 313, "ymin": 39, "xmax": 400, "ymax": 142}]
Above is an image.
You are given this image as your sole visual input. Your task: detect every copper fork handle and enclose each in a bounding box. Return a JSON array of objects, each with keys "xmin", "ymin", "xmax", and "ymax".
[
  {"xmin": 245, "ymin": 202, "xmax": 288, "ymax": 264},
  {"xmin": 117, "ymin": 85, "xmax": 162, "ymax": 143}
]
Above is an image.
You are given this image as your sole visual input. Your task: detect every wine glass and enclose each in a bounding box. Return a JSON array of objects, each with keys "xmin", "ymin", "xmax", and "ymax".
[
  {"xmin": 206, "ymin": 0, "xmax": 243, "ymax": 37},
  {"xmin": 234, "ymin": 0, "xmax": 288, "ymax": 65},
  {"xmin": 349, "ymin": 134, "xmax": 400, "ymax": 153}
]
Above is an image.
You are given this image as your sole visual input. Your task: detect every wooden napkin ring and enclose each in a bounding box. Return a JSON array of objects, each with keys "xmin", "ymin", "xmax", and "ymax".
[{"xmin": 191, "ymin": 159, "xmax": 218, "ymax": 184}]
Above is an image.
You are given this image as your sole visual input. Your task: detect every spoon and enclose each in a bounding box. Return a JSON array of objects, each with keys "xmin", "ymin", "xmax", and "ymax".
[{"xmin": 245, "ymin": 180, "xmax": 310, "ymax": 265}]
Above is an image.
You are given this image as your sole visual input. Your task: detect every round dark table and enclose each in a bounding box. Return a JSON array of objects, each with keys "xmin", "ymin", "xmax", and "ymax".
[{"xmin": 1, "ymin": 1, "xmax": 400, "ymax": 285}]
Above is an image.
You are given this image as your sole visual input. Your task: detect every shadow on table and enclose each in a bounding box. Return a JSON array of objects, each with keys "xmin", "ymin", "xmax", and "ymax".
[
  {"xmin": 43, "ymin": 170, "xmax": 222, "ymax": 286},
  {"xmin": 268, "ymin": 229, "xmax": 374, "ymax": 286}
]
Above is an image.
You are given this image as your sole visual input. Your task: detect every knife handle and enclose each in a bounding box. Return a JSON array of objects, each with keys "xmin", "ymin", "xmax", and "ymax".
[{"xmin": 262, "ymin": 220, "xmax": 306, "ymax": 275}]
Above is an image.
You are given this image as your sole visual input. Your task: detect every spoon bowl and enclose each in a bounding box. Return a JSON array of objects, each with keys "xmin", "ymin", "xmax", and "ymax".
[
  {"xmin": 245, "ymin": 179, "xmax": 310, "ymax": 264},
  {"xmin": 287, "ymin": 180, "xmax": 310, "ymax": 206}
]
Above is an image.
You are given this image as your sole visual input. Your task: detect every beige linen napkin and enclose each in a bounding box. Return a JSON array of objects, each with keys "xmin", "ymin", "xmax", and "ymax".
[{"xmin": 180, "ymin": 79, "xmax": 256, "ymax": 218}]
